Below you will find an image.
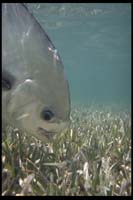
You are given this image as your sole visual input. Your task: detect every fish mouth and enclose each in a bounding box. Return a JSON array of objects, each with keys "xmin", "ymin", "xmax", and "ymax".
[{"xmin": 38, "ymin": 127, "xmax": 57, "ymax": 139}]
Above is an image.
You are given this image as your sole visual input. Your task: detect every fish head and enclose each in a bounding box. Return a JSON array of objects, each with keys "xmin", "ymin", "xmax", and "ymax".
[{"xmin": 3, "ymin": 73, "xmax": 70, "ymax": 141}]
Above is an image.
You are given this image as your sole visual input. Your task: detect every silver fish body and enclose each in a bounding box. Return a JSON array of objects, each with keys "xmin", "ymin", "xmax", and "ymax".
[{"xmin": 2, "ymin": 3, "xmax": 70, "ymax": 141}]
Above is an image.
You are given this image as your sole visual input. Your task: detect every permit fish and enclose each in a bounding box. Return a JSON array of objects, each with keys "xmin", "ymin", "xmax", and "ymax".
[{"xmin": 2, "ymin": 3, "xmax": 70, "ymax": 141}]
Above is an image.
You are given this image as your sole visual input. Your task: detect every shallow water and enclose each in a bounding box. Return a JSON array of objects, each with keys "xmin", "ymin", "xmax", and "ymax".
[
  {"xmin": 2, "ymin": 4, "xmax": 131, "ymax": 195},
  {"xmin": 27, "ymin": 3, "xmax": 131, "ymax": 110}
]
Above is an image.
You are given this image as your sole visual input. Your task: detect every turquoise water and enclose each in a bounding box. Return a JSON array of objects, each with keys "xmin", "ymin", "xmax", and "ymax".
[{"xmin": 27, "ymin": 3, "xmax": 131, "ymax": 109}]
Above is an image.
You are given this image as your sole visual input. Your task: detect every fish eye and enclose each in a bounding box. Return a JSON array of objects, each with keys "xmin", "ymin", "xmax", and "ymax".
[
  {"xmin": 41, "ymin": 109, "xmax": 54, "ymax": 121},
  {"xmin": 2, "ymin": 79, "xmax": 12, "ymax": 90},
  {"xmin": 2, "ymin": 70, "xmax": 15, "ymax": 90}
]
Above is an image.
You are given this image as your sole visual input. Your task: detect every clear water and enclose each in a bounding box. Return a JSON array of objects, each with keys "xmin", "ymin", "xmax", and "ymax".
[{"xmin": 27, "ymin": 3, "xmax": 131, "ymax": 110}]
